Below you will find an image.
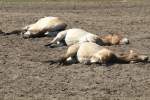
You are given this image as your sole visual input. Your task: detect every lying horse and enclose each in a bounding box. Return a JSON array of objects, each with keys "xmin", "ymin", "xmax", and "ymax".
[
  {"xmin": 50, "ymin": 42, "xmax": 148, "ymax": 65},
  {"xmin": 45, "ymin": 28, "xmax": 129, "ymax": 47},
  {"xmin": 3, "ymin": 16, "xmax": 67, "ymax": 38}
]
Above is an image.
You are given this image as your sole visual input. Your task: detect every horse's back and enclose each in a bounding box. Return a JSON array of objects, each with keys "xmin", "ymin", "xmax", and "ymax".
[
  {"xmin": 65, "ymin": 28, "xmax": 91, "ymax": 45},
  {"xmin": 36, "ymin": 17, "xmax": 66, "ymax": 30}
]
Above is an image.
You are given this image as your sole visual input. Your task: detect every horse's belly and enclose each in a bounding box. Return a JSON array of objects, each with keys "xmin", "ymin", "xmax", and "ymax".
[
  {"xmin": 65, "ymin": 29, "xmax": 89, "ymax": 45},
  {"xmin": 77, "ymin": 42, "xmax": 103, "ymax": 63},
  {"xmin": 65, "ymin": 37, "xmax": 79, "ymax": 45}
]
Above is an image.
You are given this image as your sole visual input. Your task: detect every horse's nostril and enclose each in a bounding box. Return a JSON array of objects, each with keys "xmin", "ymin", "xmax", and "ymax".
[
  {"xmin": 140, "ymin": 56, "xmax": 149, "ymax": 62},
  {"xmin": 126, "ymin": 40, "xmax": 129, "ymax": 44},
  {"xmin": 124, "ymin": 38, "xmax": 129, "ymax": 44}
]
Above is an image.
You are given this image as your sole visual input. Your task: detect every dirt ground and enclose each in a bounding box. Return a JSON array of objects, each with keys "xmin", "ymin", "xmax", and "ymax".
[{"xmin": 0, "ymin": 1, "xmax": 150, "ymax": 100}]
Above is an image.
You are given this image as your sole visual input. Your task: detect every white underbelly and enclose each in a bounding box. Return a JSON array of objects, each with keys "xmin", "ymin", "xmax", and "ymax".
[
  {"xmin": 65, "ymin": 28, "xmax": 91, "ymax": 45},
  {"xmin": 77, "ymin": 42, "xmax": 102, "ymax": 63}
]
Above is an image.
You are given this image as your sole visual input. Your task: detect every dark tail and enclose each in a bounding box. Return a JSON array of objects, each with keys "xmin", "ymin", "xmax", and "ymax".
[
  {"xmin": 42, "ymin": 59, "xmax": 60, "ymax": 65},
  {"xmin": 42, "ymin": 57, "xmax": 69, "ymax": 65},
  {"xmin": 44, "ymin": 43, "xmax": 54, "ymax": 48},
  {"xmin": 44, "ymin": 43, "xmax": 61, "ymax": 48},
  {"xmin": 5, "ymin": 29, "xmax": 23, "ymax": 35}
]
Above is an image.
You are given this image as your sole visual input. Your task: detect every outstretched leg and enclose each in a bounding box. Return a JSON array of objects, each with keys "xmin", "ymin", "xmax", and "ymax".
[
  {"xmin": 45, "ymin": 30, "xmax": 67, "ymax": 48},
  {"xmin": 60, "ymin": 43, "xmax": 79, "ymax": 64},
  {"xmin": 46, "ymin": 43, "xmax": 80, "ymax": 65}
]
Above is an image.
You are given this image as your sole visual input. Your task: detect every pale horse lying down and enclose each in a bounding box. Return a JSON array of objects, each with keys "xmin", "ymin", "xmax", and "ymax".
[
  {"xmin": 3, "ymin": 16, "xmax": 67, "ymax": 38},
  {"xmin": 45, "ymin": 28, "xmax": 129, "ymax": 47},
  {"xmin": 49, "ymin": 42, "xmax": 148, "ymax": 65}
]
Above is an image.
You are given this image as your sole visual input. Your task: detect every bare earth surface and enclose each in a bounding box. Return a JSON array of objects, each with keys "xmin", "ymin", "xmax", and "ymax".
[{"xmin": 0, "ymin": 1, "xmax": 150, "ymax": 100}]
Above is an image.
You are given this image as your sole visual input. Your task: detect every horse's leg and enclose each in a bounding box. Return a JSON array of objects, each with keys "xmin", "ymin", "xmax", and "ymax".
[
  {"xmin": 45, "ymin": 30, "xmax": 67, "ymax": 48},
  {"xmin": 58, "ymin": 44, "xmax": 79, "ymax": 65}
]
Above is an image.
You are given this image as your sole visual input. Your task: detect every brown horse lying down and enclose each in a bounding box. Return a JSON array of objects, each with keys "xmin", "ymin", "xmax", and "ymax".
[
  {"xmin": 45, "ymin": 28, "xmax": 129, "ymax": 47},
  {"xmin": 3, "ymin": 16, "xmax": 67, "ymax": 38},
  {"xmin": 49, "ymin": 42, "xmax": 148, "ymax": 65}
]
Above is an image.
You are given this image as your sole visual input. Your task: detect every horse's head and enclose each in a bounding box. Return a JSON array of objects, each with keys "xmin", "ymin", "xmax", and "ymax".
[
  {"xmin": 101, "ymin": 33, "xmax": 129, "ymax": 45},
  {"xmin": 119, "ymin": 50, "xmax": 149, "ymax": 63},
  {"xmin": 111, "ymin": 34, "xmax": 129, "ymax": 45}
]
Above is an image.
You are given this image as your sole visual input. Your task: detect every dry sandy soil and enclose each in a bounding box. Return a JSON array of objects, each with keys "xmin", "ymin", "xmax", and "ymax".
[{"xmin": 0, "ymin": 1, "xmax": 150, "ymax": 100}]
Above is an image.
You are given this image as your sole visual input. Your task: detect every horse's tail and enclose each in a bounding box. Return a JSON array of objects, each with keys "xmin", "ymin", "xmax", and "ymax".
[
  {"xmin": 41, "ymin": 57, "xmax": 68, "ymax": 65},
  {"xmin": 5, "ymin": 29, "xmax": 25, "ymax": 35}
]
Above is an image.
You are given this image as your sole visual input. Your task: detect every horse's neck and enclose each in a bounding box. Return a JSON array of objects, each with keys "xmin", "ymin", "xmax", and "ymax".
[
  {"xmin": 100, "ymin": 35, "xmax": 112, "ymax": 45},
  {"xmin": 116, "ymin": 55, "xmax": 130, "ymax": 63}
]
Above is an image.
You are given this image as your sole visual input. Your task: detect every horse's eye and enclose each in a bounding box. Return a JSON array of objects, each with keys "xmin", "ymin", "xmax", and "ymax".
[
  {"xmin": 134, "ymin": 55, "xmax": 137, "ymax": 57},
  {"xmin": 134, "ymin": 55, "xmax": 138, "ymax": 58}
]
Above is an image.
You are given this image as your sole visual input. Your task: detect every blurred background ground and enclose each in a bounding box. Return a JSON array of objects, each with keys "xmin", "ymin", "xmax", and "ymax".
[{"xmin": 0, "ymin": 0, "xmax": 150, "ymax": 100}]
